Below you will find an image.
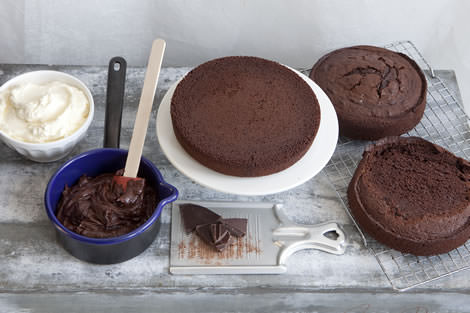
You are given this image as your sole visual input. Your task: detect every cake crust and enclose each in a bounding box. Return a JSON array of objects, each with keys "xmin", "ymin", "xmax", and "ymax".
[
  {"xmin": 347, "ymin": 136, "xmax": 470, "ymax": 256},
  {"xmin": 310, "ymin": 45, "xmax": 427, "ymax": 140},
  {"xmin": 171, "ymin": 56, "xmax": 321, "ymax": 177}
]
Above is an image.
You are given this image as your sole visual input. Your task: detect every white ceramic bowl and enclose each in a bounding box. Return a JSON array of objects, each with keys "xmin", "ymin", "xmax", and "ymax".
[{"xmin": 0, "ymin": 70, "xmax": 94, "ymax": 162}]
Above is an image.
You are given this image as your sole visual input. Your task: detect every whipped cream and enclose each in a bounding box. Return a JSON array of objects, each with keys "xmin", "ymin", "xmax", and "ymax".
[{"xmin": 0, "ymin": 81, "xmax": 90, "ymax": 143}]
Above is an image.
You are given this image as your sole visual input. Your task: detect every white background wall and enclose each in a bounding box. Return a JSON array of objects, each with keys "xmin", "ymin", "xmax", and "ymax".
[{"xmin": 1, "ymin": 0, "xmax": 469, "ymax": 104}]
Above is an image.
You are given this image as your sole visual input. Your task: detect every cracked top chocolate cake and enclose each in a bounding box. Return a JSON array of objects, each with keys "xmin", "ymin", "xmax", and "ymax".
[
  {"xmin": 171, "ymin": 56, "xmax": 321, "ymax": 177},
  {"xmin": 348, "ymin": 137, "xmax": 470, "ymax": 256},
  {"xmin": 310, "ymin": 45, "xmax": 426, "ymax": 140}
]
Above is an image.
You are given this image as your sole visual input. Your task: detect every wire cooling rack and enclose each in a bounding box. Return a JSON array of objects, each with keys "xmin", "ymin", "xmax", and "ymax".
[{"xmin": 318, "ymin": 41, "xmax": 470, "ymax": 291}]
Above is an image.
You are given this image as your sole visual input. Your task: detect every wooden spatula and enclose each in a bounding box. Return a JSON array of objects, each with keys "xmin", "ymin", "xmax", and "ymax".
[{"xmin": 113, "ymin": 39, "xmax": 166, "ymax": 190}]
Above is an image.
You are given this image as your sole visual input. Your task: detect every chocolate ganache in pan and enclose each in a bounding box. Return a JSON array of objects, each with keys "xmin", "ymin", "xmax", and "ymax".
[{"xmin": 56, "ymin": 170, "xmax": 158, "ymax": 238}]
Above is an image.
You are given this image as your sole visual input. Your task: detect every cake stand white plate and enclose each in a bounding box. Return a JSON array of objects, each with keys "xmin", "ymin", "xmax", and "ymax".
[{"xmin": 156, "ymin": 67, "xmax": 338, "ymax": 196}]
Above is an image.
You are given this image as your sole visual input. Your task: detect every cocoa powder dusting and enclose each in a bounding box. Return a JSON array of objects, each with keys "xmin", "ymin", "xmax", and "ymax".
[
  {"xmin": 178, "ymin": 241, "xmax": 186, "ymax": 259},
  {"xmin": 177, "ymin": 233, "xmax": 261, "ymax": 265}
]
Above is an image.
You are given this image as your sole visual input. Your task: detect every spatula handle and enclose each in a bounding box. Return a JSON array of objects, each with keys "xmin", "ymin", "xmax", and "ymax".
[
  {"xmin": 104, "ymin": 57, "xmax": 126, "ymax": 148},
  {"xmin": 124, "ymin": 39, "xmax": 166, "ymax": 178}
]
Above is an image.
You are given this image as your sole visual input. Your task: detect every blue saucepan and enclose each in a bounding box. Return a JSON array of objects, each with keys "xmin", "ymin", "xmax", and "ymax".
[{"xmin": 44, "ymin": 57, "xmax": 178, "ymax": 264}]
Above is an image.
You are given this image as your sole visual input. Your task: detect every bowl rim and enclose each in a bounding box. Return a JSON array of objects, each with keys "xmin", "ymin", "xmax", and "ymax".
[
  {"xmin": 44, "ymin": 148, "xmax": 179, "ymax": 244},
  {"xmin": 0, "ymin": 70, "xmax": 95, "ymax": 148}
]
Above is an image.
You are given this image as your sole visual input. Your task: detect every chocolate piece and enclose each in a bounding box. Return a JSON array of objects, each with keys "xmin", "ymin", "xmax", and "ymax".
[
  {"xmin": 55, "ymin": 171, "xmax": 158, "ymax": 239},
  {"xmin": 180, "ymin": 204, "xmax": 222, "ymax": 234},
  {"xmin": 223, "ymin": 218, "xmax": 247, "ymax": 237},
  {"xmin": 214, "ymin": 231, "xmax": 232, "ymax": 252},
  {"xmin": 210, "ymin": 223, "xmax": 229, "ymax": 244},
  {"xmin": 196, "ymin": 223, "xmax": 232, "ymax": 252},
  {"xmin": 171, "ymin": 56, "xmax": 321, "ymax": 177},
  {"xmin": 195, "ymin": 224, "xmax": 215, "ymax": 245},
  {"xmin": 310, "ymin": 45, "xmax": 426, "ymax": 140},
  {"xmin": 180, "ymin": 203, "xmax": 249, "ymax": 252},
  {"xmin": 347, "ymin": 136, "xmax": 470, "ymax": 256}
]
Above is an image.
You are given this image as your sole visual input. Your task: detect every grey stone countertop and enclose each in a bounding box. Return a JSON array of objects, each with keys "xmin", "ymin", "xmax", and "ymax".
[{"xmin": 0, "ymin": 64, "xmax": 469, "ymax": 313}]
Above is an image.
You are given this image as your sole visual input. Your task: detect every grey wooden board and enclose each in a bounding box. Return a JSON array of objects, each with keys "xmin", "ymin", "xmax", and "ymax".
[{"xmin": 0, "ymin": 65, "xmax": 469, "ymax": 312}]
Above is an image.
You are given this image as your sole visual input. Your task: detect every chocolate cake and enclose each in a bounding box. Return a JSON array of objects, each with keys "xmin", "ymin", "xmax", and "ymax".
[
  {"xmin": 348, "ymin": 137, "xmax": 470, "ymax": 255},
  {"xmin": 310, "ymin": 45, "xmax": 426, "ymax": 140},
  {"xmin": 171, "ymin": 56, "xmax": 321, "ymax": 177}
]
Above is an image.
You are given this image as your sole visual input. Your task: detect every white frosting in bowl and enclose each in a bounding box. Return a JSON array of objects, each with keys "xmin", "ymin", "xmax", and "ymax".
[{"xmin": 0, "ymin": 81, "xmax": 90, "ymax": 143}]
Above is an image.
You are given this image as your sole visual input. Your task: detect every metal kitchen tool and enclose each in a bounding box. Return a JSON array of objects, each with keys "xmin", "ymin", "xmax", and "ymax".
[
  {"xmin": 170, "ymin": 201, "xmax": 345, "ymax": 274},
  {"xmin": 320, "ymin": 40, "xmax": 470, "ymax": 291}
]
